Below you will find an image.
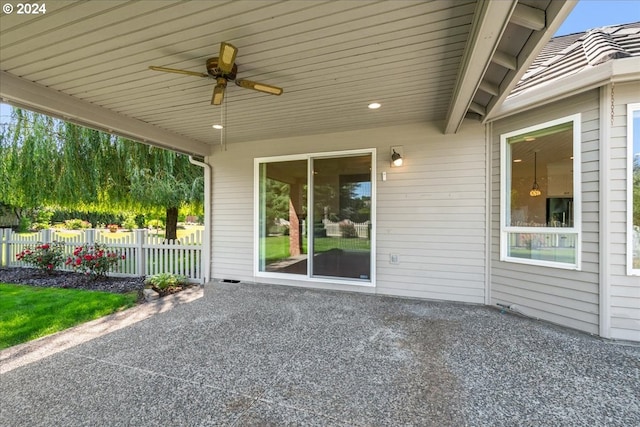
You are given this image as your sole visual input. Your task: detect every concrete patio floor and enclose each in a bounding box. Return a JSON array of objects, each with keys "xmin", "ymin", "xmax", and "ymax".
[{"xmin": 1, "ymin": 281, "xmax": 639, "ymax": 426}]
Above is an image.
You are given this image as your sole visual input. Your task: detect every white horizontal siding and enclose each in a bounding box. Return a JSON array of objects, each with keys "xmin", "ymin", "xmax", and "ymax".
[
  {"xmin": 209, "ymin": 121, "xmax": 486, "ymax": 303},
  {"xmin": 490, "ymin": 90, "xmax": 601, "ymax": 335},
  {"xmin": 607, "ymin": 82, "xmax": 640, "ymax": 341}
]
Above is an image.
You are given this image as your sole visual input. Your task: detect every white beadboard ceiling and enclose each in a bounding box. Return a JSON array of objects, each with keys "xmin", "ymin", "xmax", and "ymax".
[{"xmin": 0, "ymin": 0, "xmax": 575, "ymax": 156}]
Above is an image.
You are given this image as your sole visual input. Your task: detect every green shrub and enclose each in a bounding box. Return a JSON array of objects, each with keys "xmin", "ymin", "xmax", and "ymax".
[
  {"xmin": 122, "ymin": 214, "xmax": 137, "ymax": 231},
  {"xmin": 145, "ymin": 273, "xmax": 189, "ymax": 297},
  {"xmin": 16, "ymin": 242, "xmax": 66, "ymax": 273},
  {"xmin": 64, "ymin": 218, "xmax": 92, "ymax": 229},
  {"xmin": 35, "ymin": 208, "xmax": 54, "ymax": 225},
  {"xmin": 30, "ymin": 222, "xmax": 50, "ymax": 231},
  {"xmin": 145, "ymin": 273, "xmax": 188, "ymax": 290},
  {"xmin": 18, "ymin": 217, "xmax": 31, "ymax": 233}
]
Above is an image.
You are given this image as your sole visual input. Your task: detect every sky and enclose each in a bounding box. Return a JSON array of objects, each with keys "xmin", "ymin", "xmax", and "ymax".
[
  {"xmin": 1, "ymin": 0, "xmax": 639, "ymax": 126},
  {"xmin": 555, "ymin": 0, "xmax": 640, "ymax": 36}
]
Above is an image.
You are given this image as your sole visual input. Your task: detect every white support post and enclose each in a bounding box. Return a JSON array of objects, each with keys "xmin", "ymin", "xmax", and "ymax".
[
  {"xmin": 85, "ymin": 229, "xmax": 95, "ymax": 246},
  {"xmin": 136, "ymin": 229, "xmax": 146, "ymax": 277},
  {"xmin": 1, "ymin": 229, "xmax": 9, "ymax": 267},
  {"xmin": 42, "ymin": 228, "xmax": 51, "ymax": 244}
]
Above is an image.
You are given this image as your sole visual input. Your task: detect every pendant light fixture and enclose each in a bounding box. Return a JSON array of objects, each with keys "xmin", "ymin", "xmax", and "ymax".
[{"xmin": 529, "ymin": 151, "xmax": 541, "ymax": 197}]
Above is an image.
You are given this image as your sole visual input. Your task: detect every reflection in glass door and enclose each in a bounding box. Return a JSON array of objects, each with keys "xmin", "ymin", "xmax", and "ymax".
[
  {"xmin": 311, "ymin": 154, "xmax": 372, "ymax": 280},
  {"xmin": 258, "ymin": 160, "xmax": 308, "ymax": 275}
]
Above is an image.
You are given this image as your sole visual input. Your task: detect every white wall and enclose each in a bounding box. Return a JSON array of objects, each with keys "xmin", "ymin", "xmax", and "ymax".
[
  {"xmin": 490, "ymin": 91, "xmax": 601, "ymax": 335},
  {"xmin": 209, "ymin": 121, "xmax": 487, "ymax": 303},
  {"xmin": 607, "ymin": 81, "xmax": 640, "ymax": 341}
]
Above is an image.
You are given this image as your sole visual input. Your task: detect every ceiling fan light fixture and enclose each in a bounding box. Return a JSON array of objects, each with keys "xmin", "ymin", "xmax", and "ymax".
[{"xmin": 212, "ymin": 80, "xmax": 226, "ymax": 105}]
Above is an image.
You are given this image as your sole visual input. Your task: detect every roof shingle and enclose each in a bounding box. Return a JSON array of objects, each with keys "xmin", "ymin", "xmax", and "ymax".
[{"xmin": 510, "ymin": 21, "xmax": 640, "ymax": 98}]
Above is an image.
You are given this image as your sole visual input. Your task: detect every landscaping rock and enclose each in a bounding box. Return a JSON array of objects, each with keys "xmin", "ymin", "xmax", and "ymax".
[{"xmin": 143, "ymin": 288, "xmax": 159, "ymax": 302}]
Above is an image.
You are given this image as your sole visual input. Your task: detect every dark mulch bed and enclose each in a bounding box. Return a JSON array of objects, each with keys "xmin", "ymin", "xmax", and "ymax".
[{"xmin": 0, "ymin": 267, "xmax": 145, "ymax": 294}]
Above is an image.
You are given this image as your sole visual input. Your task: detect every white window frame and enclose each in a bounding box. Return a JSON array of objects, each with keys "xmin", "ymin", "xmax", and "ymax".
[
  {"xmin": 627, "ymin": 103, "xmax": 640, "ymax": 276},
  {"xmin": 500, "ymin": 114, "xmax": 582, "ymax": 270},
  {"xmin": 253, "ymin": 148, "xmax": 377, "ymax": 287}
]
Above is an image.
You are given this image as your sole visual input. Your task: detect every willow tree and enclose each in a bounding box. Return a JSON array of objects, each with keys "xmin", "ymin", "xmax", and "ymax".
[
  {"xmin": 0, "ymin": 109, "xmax": 60, "ymax": 219},
  {"xmin": 125, "ymin": 143, "xmax": 203, "ymax": 240},
  {"xmin": 0, "ymin": 107, "xmax": 203, "ymax": 239}
]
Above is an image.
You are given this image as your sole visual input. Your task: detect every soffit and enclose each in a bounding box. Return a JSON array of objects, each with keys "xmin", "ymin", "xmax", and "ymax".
[{"xmin": 0, "ymin": 1, "xmax": 572, "ymax": 154}]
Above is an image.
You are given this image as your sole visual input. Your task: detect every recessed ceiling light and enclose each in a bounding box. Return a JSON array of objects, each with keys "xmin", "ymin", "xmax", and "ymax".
[
  {"xmin": 524, "ymin": 137, "xmax": 535, "ymax": 142},
  {"xmin": 513, "ymin": 159, "xmax": 522, "ymax": 163},
  {"xmin": 212, "ymin": 124, "xmax": 223, "ymax": 129},
  {"xmin": 368, "ymin": 102, "xmax": 381, "ymax": 109}
]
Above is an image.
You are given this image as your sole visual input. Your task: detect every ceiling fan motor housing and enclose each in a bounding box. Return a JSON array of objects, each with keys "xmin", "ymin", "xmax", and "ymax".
[{"xmin": 206, "ymin": 58, "xmax": 237, "ymax": 80}]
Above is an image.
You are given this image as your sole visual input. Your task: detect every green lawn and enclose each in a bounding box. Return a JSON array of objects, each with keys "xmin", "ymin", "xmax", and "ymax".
[
  {"xmin": 263, "ymin": 235, "xmax": 370, "ymax": 263},
  {"xmin": 0, "ymin": 283, "xmax": 138, "ymax": 349}
]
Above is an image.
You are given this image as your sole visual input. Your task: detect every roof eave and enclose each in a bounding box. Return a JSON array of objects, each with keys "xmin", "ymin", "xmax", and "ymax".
[
  {"xmin": 0, "ymin": 71, "xmax": 212, "ymax": 157},
  {"xmin": 443, "ymin": 0, "xmax": 517, "ymax": 134},
  {"xmin": 487, "ymin": 56, "xmax": 640, "ymax": 122},
  {"xmin": 481, "ymin": 0, "xmax": 578, "ymax": 123}
]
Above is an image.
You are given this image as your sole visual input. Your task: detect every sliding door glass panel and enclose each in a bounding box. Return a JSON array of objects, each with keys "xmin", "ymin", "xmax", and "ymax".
[
  {"xmin": 311, "ymin": 154, "xmax": 371, "ymax": 280},
  {"xmin": 258, "ymin": 160, "xmax": 307, "ymax": 274}
]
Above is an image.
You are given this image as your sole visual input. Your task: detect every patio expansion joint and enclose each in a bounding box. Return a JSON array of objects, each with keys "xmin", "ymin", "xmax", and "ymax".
[{"xmin": 64, "ymin": 351, "xmax": 255, "ymax": 400}]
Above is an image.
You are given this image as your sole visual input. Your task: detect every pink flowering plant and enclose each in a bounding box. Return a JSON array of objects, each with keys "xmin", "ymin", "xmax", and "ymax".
[
  {"xmin": 65, "ymin": 243, "xmax": 126, "ymax": 278},
  {"xmin": 15, "ymin": 242, "xmax": 66, "ymax": 274}
]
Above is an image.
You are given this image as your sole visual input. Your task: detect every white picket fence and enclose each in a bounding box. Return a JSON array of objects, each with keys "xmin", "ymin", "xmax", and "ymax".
[
  {"xmin": 322, "ymin": 220, "xmax": 370, "ymax": 238},
  {"xmin": 0, "ymin": 228, "xmax": 204, "ymax": 283}
]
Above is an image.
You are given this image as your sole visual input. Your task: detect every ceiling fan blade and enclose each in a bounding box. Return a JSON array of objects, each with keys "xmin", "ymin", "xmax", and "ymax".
[
  {"xmin": 211, "ymin": 78, "xmax": 227, "ymax": 105},
  {"xmin": 148, "ymin": 66, "xmax": 209, "ymax": 78},
  {"xmin": 218, "ymin": 42, "xmax": 238, "ymax": 74},
  {"xmin": 235, "ymin": 79, "xmax": 283, "ymax": 96}
]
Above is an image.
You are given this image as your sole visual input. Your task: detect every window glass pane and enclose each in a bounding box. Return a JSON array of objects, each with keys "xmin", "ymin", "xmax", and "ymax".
[
  {"xmin": 632, "ymin": 109, "xmax": 640, "ymax": 270},
  {"xmin": 507, "ymin": 232, "xmax": 577, "ymax": 264},
  {"xmin": 258, "ymin": 160, "xmax": 307, "ymax": 274},
  {"xmin": 312, "ymin": 154, "xmax": 372, "ymax": 280},
  {"xmin": 508, "ymin": 122, "xmax": 573, "ymax": 227}
]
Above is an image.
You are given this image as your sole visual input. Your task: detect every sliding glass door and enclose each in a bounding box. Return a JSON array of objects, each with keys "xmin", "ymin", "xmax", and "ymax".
[
  {"xmin": 311, "ymin": 154, "xmax": 371, "ymax": 280},
  {"xmin": 256, "ymin": 151, "xmax": 374, "ymax": 284}
]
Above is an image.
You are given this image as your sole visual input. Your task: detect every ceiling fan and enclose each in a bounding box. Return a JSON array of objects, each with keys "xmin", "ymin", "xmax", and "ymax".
[{"xmin": 148, "ymin": 42, "xmax": 283, "ymax": 105}]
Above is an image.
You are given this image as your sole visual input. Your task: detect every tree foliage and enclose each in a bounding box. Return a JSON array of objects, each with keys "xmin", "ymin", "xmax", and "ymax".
[{"xmin": 0, "ymin": 107, "xmax": 203, "ymax": 239}]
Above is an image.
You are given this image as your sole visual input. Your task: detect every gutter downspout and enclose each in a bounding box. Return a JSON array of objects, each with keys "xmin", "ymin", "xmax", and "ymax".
[
  {"xmin": 485, "ymin": 122, "xmax": 493, "ymax": 305},
  {"xmin": 598, "ymin": 85, "xmax": 611, "ymax": 338},
  {"xmin": 189, "ymin": 156, "xmax": 211, "ymax": 284}
]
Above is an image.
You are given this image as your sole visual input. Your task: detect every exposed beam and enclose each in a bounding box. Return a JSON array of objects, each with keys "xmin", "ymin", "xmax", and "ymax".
[
  {"xmin": 0, "ymin": 71, "xmax": 211, "ymax": 157},
  {"xmin": 484, "ymin": 0, "xmax": 579, "ymax": 122},
  {"xmin": 511, "ymin": 3, "xmax": 546, "ymax": 31},
  {"xmin": 444, "ymin": 0, "xmax": 517, "ymax": 134},
  {"xmin": 479, "ymin": 80, "xmax": 500, "ymax": 96},
  {"xmin": 469, "ymin": 102, "xmax": 486, "ymax": 116},
  {"xmin": 492, "ymin": 50, "xmax": 518, "ymax": 70}
]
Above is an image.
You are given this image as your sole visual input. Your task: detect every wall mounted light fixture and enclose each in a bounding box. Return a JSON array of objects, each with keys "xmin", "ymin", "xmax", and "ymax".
[{"xmin": 391, "ymin": 146, "xmax": 403, "ymax": 167}]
